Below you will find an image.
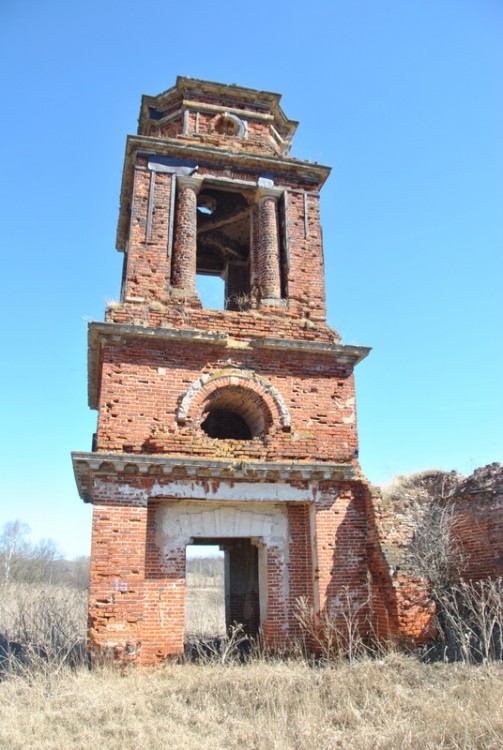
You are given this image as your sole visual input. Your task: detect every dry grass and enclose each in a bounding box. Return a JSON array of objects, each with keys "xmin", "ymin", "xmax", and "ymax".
[
  {"xmin": 185, "ymin": 553, "xmax": 226, "ymax": 641},
  {"xmin": 185, "ymin": 586, "xmax": 226, "ymax": 640},
  {"xmin": 1, "ymin": 575, "xmax": 502, "ymax": 748},
  {"xmin": 0, "ymin": 654, "xmax": 502, "ymax": 749},
  {"xmin": 0, "ymin": 582, "xmax": 87, "ymax": 642}
]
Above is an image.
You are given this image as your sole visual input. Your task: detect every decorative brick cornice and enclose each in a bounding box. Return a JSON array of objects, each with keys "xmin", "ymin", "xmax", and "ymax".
[{"xmin": 72, "ymin": 451, "xmax": 359, "ymax": 503}]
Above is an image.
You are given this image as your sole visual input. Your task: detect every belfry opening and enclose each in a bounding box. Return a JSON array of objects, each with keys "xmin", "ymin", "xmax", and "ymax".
[{"xmin": 195, "ymin": 185, "xmax": 252, "ymax": 310}]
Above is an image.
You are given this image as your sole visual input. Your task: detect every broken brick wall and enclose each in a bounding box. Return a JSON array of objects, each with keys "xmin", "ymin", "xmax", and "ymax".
[{"xmin": 369, "ymin": 463, "xmax": 503, "ymax": 643}]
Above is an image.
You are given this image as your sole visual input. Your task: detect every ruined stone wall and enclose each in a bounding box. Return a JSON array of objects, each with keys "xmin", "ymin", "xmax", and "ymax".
[
  {"xmin": 367, "ymin": 464, "xmax": 503, "ymax": 643},
  {"xmin": 450, "ymin": 464, "xmax": 503, "ymax": 579}
]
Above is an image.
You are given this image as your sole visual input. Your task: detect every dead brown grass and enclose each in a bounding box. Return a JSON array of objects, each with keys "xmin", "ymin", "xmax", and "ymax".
[
  {"xmin": 0, "ymin": 654, "xmax": 501, "ymax": 749},
  {"xmin": 185, "ymin": 586, "xmax": 226, "ymax": 640}
]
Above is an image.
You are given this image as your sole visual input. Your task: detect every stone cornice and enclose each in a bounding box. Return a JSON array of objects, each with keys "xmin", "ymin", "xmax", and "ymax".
[
  {"xmin": 141, "ymin": 76, "xmax": 298, "ymax": 140},
  {"xmin": 72, "ymin": 451, "xmax": 359, "ymax": 503},
  {"xmin": 250, "ymin": 338, "xmax": 371, "ymax": 364},
  {"xmin": 117, "ymin": 136, "xmax": 331, "ymax": 251},
  {"xmin": 87, "ymin": 321, "xmax": 370, "ymax": 409}
]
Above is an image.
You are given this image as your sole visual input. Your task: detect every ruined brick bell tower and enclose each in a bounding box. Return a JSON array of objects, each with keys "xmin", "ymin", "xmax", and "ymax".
[{"xmin": 72, "ymin": 78, "xmax": 374, "ymax": 664}]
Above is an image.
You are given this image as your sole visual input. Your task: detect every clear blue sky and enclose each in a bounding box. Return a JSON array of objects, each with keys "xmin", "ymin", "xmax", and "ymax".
[{"xmin": 0, "ymin": 0, "xmax": 501, "ymax": 558}]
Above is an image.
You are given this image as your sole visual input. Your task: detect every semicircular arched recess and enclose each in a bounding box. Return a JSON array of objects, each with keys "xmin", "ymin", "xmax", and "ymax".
[
  {"xmin": 176, "ymin": 369, "xmax": 291, "ymax": 437},
  {"xmin": 211, "ymin": 112, "xmax": 247, "ymax": 138}
]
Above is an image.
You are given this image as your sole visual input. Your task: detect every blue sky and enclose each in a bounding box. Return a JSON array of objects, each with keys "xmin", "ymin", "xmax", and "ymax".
[{"xmin": 0, "ymin": 0, "xmax": 501, "ymax": 558}]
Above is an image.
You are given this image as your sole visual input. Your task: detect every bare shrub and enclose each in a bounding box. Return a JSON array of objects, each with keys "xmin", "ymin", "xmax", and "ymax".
[
  {"xmin": 434, "ymin": 578, "xmax": 503, "ymax": 663},
  {"xmin": 0, "ymin": 583, "xmax": 87, "ymax": 675},
  {"xmin": 184, "ymin": 622, "xmax": 251, "ymax": 664},
  {"xmin": 408, "ymin": 496, "xmax": 465, "ymax": 595},
  {"xmin": 225, "ymin": 291, "xmax": 253, "ymax": 311},
  {"xmin": 409, "ymin": 498, "xmax": 502, "ymax": 662},
  {"xmin": 295, "ymin": 589, "xmax": 378, "ymax": 663}
]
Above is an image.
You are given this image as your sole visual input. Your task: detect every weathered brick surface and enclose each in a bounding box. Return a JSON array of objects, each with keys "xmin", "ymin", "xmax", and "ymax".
[
  {"xmin": 171, "ymin": 178, "xmax": 200, "ymax": 292},
  {"xmin": 453, "ymin": 464, "xmax": 503, "ymax": 579},
  {"xmin": 95, "ymin": 340, "xmax": 359, "ymax": 462},
  {"xmin": 121, "ymin": 166, "xmax": 173, "ymax": 304},
  {"xmin": 367, "ymin": 464, "xmax": 503, "ymax": 643},
  {"xmin": 77, "ymin": 77, "xmax": 469, "ymax": 665}
]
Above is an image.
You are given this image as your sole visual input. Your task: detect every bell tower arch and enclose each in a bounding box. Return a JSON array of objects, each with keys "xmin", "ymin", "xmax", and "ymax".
[{"xmin": 73, "ymin": 78, "xmax": 376, "ymax": 665}]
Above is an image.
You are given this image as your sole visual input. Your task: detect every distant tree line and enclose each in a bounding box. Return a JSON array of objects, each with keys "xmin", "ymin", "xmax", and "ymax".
[
  {"xmin": 186, "ymin": 555, "xmax": 224, "ymax": 588},
  {"xmin": 0, "ymin": 520, "xmax": 89, "ymax": 590}
]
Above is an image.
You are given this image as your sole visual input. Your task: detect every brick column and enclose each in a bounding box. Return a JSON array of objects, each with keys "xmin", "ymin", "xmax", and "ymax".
[
  {"xmin": 171, "ymin": 176, "xmax": 202, "ymax": 292},
  {"xmin": 257, "ymin": 189, "xmax": 282, "ymax": 301}
]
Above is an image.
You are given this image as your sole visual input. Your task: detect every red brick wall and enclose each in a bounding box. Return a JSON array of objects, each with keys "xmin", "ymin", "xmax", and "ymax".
[
  {"xmin": 119, "ymin": 155, "xmax": 327, "ymax": 320},
  {"xmin": 95, "ymin": 339, "xmax": 359, "ymax": 463},
  {"xmin": 86, "ymin": 476, "xmax": 384, "ymax": 665},
  {"xmin": 121, "ymin": 164, "xmax": 173, "ymax": 304},
  {"xmin": 88, "ymin": 501, "xmax": 147, "ymax": 662},
  {"xmin": 315, "ymin": 482, "xmax": 369, "ymax": 622},
  {"xmin": 142, "ymin": 502, "xmax": 186, "ymax": 661},
  {"xmin": 287, "ymin": 503, "xmax": 314, "ymax": 637},
  {"xmin": 453, "ymin": 466, "xmax": 503, "ymax": 580}
]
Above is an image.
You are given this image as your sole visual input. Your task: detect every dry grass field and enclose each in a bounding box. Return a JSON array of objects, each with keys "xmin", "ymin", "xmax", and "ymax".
[
  {"xmin": 0, "ymin": 654, "xmax": 502, "ymax": 749},
  {"xmin": 185, "ymin": 553, "xmax": 226, "ymax": 640},
  {"xmin": 1, "ymin": 566, "xmax": 502, "ymax": 749}
]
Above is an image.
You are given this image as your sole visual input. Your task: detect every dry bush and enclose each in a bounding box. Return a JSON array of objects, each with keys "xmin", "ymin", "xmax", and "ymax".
[
  {"xmin": 184, "ymin": 622, "xmax": 251, "ymax": 664},
  {"xmin": 408, "ymin": 497, "xmax": 503, "ymax": 663},
  {"xmin": 0, "ymin": 654, "xmax": 502, "ymax": 749},
  {"xmin": 409, "ymin": 500, "xmax": 465, "ymax": 592},
  {"xmin": 225, "ymin": 291, "xmax": 253, "ymax": 311},
  {"xmin": 295, "ymin": 590, "xmax": 376, "ymax": 663},
  {"xmin": 433, "ymin": 577, "xmax": 503, "ymax": 663},
  {"xmin": 0, "ymin": 582, "xmax": 87, "ymax": 675}
]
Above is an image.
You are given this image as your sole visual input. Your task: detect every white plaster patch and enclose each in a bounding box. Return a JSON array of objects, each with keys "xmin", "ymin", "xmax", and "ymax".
[
  {"xmin": 94, "ymin": 479, "xmax": 148, "ymax": 505},
  {"xmin": 150, "ymin": 479, "xmax": 314, "ymax": 503},
  {"xmin": 157, "ymin": 501, "xmax": 289, "ymax": 549},
  {"xmin": 342, "ymin": 414, "xmax": 356, "ymax": 424},
  {"xmin": 342, "ymin": 395, "xmax": 356, "ymax": 423}
]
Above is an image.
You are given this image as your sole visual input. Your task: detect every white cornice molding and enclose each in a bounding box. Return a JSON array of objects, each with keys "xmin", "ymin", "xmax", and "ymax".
[{"xmin": 72, "ymin": 451, "xmax": 359, "ymax": 503}]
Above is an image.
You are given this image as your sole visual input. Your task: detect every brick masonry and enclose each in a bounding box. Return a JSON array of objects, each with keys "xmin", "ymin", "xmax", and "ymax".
[{"xmin": 72, "ymin": 78, "xmax": 501, "ymax": 665}]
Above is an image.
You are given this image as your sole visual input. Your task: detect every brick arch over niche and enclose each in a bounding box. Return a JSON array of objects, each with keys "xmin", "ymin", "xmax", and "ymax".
[{"xmin": 176, "ymin": 369, "xmax": 292, "ymax": 435}]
